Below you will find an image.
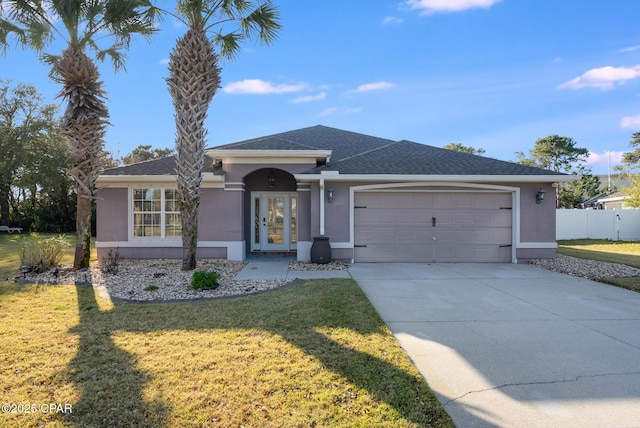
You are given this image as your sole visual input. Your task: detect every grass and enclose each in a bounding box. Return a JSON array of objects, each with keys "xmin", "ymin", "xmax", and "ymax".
[
  {"xmin": 0, "ymin": 235, "xmax": 453, "ymax": 427},
  {"xmin": 558, "ymin": 239, "xmax": 640, "ymax": 292}
]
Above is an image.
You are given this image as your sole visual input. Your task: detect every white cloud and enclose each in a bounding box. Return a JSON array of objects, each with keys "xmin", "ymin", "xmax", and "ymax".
[
  {"xmin": 382, "ymin": 16, "xmax": 404, "ymax": 25},
  {"xmin": 619, "ymin": 45, "xmax": 640, "ymax": 53},
  {"xmin": 223, "ymin": 79, "xmax": 307, "ymax": 94},
  {"xmin": 289, "ymin": 92, "xmax": 326, "ymax": 103},
  {"xmin": 557, "ymin": 65, "xmax": 640, "ymax": 90},
  {"xmin": 621, "ymin": 113, "xmax": 640, "ymax": 129},
  {"xmin": 318, "ymin": 107, "xmax": 362, "ymax": 117},
  {"xmin": 350, "ymin": 81, "xmax": 395, "ymax": 93},
  {"xmin": 159, "ymin": 58, "xmax": 169, "ymax": 65},
  {"xmin": 405, "ymin": 0, "xmax": 500, "ymax": 15},
  {"xmin": 585, "ymin": 151, "xmax": 624, "ymax": 170}
]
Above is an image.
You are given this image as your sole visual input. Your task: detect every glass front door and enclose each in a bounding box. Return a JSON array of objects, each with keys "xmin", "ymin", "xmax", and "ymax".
[{"xmin": 251, "ymin": 193, "xmax": 297, "ymax": 251}]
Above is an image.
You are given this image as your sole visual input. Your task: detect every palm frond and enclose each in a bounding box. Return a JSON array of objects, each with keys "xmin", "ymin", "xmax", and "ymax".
[
  {"xmin": 0, "ymin": 19, "xmax": 27, "ymax": 52},
  {"xmin": 39, "ymin": 51, "xmax": 58, "ymax": 66},
  {"xmin": 212, "ymin": 30, "xmax": 241, "ymax": 59},
  {"xmin": 95, "ymin": 45, "xmax": 127, "ymax": 71},
  {"xmin": 240, "ymin": 1, "xmax": 280, "ymax": 45},
  {"xmin": 0, "ymin": 0, "xmax": 54, "ymax": 51},
  {"xmin": 219, "ymin": 0, "xmax": 251, "ymax": 17},
  {"xmin": 176, "ymin": 0, "xmax": 206, "ymax": 27},
  {"xmin": 25, "ymin": 18, "xmax": 53, "ymax": 49}
]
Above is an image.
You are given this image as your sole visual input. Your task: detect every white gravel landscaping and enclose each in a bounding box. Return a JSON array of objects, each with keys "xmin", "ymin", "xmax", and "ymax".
[
  {"xmin": 12, "ymin": 254, "xmax": 640, "ymax": 302},
  {"xmin": 528, "ymin": 254, "xmax": 640, "ymax": 278},
  {"xmin": 12, "ymin": 258, "xmax": 348, "ymax": 302},
  {"xmin": 91, "ymin": 259, "xmax": 295, "ymax": 301}
]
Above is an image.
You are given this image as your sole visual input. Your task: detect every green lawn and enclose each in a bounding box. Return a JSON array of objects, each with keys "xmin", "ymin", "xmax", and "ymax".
[
  {"xmin": 558, "ymin": 239, "xmax": 640, "ymax": 292},
  {"xmin": 0, "ymin": 235, "xmax": 453, "ymax": 427}
]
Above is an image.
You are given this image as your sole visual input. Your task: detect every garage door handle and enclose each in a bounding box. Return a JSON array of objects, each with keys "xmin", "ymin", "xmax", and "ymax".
[{"xmin": 432, "ymin": 217, "xmax": 436, "ymax": 227}]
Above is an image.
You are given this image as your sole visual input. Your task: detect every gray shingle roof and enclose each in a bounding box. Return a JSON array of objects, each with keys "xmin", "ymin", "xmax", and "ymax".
[
  {"xmin": 101, "ymin": 155, "xmax": 218, "ymax": 176},
  {"xmin": 101, "ymin": 125, "xmax": 563, "ymax": 176},
  {"xmin": 306, "ymin": 139, "xmax": 562, "ymax": 176},
  {"xmin": 212, "ymin": 125, "xmax": 395, "ymax": 162}
]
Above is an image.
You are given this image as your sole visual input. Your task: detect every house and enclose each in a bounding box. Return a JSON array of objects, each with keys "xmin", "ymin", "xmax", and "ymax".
[
  {"xmin": 95, "ymin": 125, "xmax": 572, "ymax": 263},
  {"xmin": 595, "ymin": 194, "xmax": 633, "ymax": 210}
]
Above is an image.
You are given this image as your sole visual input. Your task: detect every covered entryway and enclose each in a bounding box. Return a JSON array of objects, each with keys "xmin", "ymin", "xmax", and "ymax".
[
  {"xmin": 250, "ymin": 192, "xmax": 297, "ymax": 251},
  {"xmin": 354, "ymin": 191, "xmax": 512, "ymax": 262},
  {"xmin": 243, "ymin": 167, "xmax": 299, "ymax": 254}
]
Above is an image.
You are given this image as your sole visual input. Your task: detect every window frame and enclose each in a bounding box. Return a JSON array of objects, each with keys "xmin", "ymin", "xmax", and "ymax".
[{"xmin": 130, "ymin": 186, "xmax": 182, "ymax": 240}]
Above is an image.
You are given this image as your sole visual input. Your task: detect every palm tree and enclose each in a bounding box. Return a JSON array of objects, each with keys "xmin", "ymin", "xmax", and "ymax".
[
  {"xmin": 167, "ymin": 0, "xmax": 280, "ymax": 270},
  {"xmin": 0, "ymin": 0, "xmax": 160, "ymax": 269}
]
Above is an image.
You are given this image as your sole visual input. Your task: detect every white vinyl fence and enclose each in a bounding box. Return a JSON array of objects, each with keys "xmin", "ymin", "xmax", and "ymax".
[{"xmin": 556, "ymin": 209, "xmax": 640, "ymax": 241}]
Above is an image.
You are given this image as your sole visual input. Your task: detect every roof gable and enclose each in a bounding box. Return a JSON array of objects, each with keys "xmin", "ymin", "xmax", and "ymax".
[{"xmin": 211, "ymin": 125, "xmax": 395, "ymax": 163}]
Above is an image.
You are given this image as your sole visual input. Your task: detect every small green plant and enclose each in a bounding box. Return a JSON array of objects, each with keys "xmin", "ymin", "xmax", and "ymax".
[
  {"xmin": 191, "ymin": 270, "xmax": 218, "ymax": 290},
  {"xmin": 100, "ymin": 248, "xmax": 123, "ymax": 274},
  {"xmin": 19, "ymin": 233, "xmax": 69, "ymax": 273},
  {"xmin": 144, "ymin": 284, "xmax": 159, "ymax": 291}
]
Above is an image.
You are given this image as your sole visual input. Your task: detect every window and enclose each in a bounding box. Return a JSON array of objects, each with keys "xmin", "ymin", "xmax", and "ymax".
[{"xmin": 133, "ymin": 188, "xmax": 181, "ymax": 238}]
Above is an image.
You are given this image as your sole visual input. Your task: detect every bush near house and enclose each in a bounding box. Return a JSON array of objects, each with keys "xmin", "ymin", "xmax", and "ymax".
[
  {"xmin": 18, "ymin": 233, "xmax": 70, "ymax": 272},
  {"xmin": 191, "ymin": 270, "xmax": 218, "ymax": 289}
]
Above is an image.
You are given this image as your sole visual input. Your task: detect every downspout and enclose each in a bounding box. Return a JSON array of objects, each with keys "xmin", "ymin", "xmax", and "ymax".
[{"xmin": 319, "ymin": 179, "xmax": 325, "ymax": 235}]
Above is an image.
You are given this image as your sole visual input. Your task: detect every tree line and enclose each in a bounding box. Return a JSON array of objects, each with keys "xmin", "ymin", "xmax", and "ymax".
[
  {"xmin": 445, "ymin": 137, "xmax": 605, "ymax": 208},
  {"xmin": 0, "ymin": 80, "xmax": 177, "ymax": 232},
  {"xmin": 1, "ymin": 0, "xmax": 280, "ymax": 270}
]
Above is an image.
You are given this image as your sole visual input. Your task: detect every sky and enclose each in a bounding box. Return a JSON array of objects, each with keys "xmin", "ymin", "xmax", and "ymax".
[{"xmin": 2, "ymin": 0, "xmax": 640, "ymax": 175}]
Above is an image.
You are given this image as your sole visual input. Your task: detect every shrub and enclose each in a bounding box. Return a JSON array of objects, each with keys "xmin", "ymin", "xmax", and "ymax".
[
  {"xmin": 144, "ymin": 284, "xmax": 159, "ymax": 291},
  {"xmin": 191, "ymin": 271, "xmax": 218, "ymax": 290},
  {"xmin": 100, "ymin": 248, "xmax": 123, "ymax": 275},
  {"xmin": 19, "ymin": 233, "xmax": 70, "ymax": 273}
]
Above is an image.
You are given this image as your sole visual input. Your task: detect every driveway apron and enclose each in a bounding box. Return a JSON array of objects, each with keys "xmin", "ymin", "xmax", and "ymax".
[{"xmin": 349, "ymin": 263, "xmax": 640, "ymax": 428}]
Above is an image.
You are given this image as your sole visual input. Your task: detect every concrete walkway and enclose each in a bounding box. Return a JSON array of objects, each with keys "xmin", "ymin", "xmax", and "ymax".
[{"xmin": 349, "ymin": 263, "xmax": 640, "ymax": 428}]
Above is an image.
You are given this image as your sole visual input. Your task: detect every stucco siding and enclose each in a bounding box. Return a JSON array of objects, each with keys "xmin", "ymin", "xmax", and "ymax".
[
  {"xmin": 199, "ymin": 188, "xmax": 243, "ymax": 241},
  {"xmin": 225, "ymin": 163, "xmax": 314, "ymax": 183},
  {"xmin": 96, "ymin": 188, "xmax": 128, "ymax": 242},
  {"xmin": 517, "ymin": 182, "xmax": 556, "ymax": 244},
  {"xmin": 516, "ymin": 248, "xmax": 556, "ymax": 260},
  {"xmin": 297, "ymin": 190, "xmax": 311, "ymax": 242},
  {"xmin": 322, "ymin": 182, "xmax": 352, "ymax": 243},
  {"xmin": 97, "ymin": 246, "xmax": 227, "ymax": 260}
]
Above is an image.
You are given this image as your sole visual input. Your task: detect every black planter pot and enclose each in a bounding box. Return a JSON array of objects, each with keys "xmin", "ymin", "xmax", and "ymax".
[{"xmin": 310, "ymin": 236, "xmax": 331, "ymax": 264}]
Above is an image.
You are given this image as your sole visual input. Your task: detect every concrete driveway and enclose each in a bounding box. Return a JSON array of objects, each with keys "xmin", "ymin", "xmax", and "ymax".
[{"xmin": 349, "ymin": 263, "xmax": 640, "ymax": 428}]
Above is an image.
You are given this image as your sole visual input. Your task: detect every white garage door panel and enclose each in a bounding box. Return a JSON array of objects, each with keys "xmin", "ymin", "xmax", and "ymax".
[{"xmin": 354, "ymin": 192, "xmax": 512, "ymax": 263}]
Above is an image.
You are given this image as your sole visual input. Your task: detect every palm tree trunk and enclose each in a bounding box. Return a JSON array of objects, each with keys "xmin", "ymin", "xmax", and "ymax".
[
  {"xmin": 52, "ymin": 46, "xmax": 109, "ymax": 269},
  {"xmin": 167, "ymin": 27, "xmax": 220, "ymax": 271},
  {"xmin": 74, "ymin": 190, "xmax": 92, "ymax": 268}
]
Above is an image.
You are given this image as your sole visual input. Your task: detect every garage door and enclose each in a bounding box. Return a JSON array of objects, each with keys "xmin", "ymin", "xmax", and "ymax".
[{"xmin": 354, "ymin": 192, "xmax": 512, "ymax": 262}]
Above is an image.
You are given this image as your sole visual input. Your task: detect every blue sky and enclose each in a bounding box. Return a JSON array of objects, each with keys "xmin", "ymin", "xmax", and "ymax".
[{"xmin": 2, "ymin": 0, "xmax": 640, "ymax": 175}]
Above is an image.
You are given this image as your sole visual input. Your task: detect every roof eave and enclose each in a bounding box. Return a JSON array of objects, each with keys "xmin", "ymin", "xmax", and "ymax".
[
  {"xmin": 96, "ymin": 173, "xmax": 223, "ymax": 187},
  {"xmin": 206, "ymin": 149, "xmax": 332, "ymax": 164},
  {"xmin": 294, "ymin": 173, "xmax": 575, "ymax": 183}
]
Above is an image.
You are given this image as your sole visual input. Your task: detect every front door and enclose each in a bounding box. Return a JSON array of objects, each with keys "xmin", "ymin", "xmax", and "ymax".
[{"xmin": 251, "ymin": 192, "xmax": 297, "ymax": 251}]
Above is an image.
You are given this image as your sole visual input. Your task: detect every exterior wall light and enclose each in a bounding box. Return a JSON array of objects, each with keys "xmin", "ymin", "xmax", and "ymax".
[
  {"xmin": 327, "ymin": 187, "xmax": 335, "ymax": 203},
  {"xmin": 267, "ymin": 170, "xmax": 277, "ymax": 189},
  {"xmin": 536, "ymin": 188, "xmax": 545, "ymax": 204}
]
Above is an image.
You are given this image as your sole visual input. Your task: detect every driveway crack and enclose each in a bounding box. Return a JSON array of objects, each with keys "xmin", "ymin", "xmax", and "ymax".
[{"xmin": 443, "ymin": 371, "xmax": 640, "ymax": 405}]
